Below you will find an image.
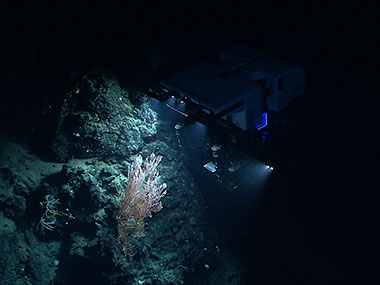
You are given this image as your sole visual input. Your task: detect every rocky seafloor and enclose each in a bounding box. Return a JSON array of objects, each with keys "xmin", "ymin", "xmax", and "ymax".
[{"xmin": 0, "ymin": 73, "xmax": 241, "ymax": 284}]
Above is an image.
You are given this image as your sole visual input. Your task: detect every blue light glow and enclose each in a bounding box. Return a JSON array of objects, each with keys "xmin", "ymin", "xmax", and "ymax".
[{"xmin": 256, "ymin": 112, "xmax": 268, "ymax": 130}]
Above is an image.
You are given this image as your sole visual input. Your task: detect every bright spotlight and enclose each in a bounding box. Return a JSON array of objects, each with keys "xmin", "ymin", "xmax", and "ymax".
[{"xmin": 266, "ymin": 165, "xmax": 274, "ymax": 171}]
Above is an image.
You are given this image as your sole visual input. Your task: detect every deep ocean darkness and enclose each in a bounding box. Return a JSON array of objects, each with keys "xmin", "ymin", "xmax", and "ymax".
[{"xmin": 1, "ymin": 1, "xmax": 379, "ymax": 284}]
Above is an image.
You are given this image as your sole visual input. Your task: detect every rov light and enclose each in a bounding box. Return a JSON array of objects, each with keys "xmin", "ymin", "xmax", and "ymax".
[
  {"xmin": 256, "ymin": 112, "xmax": 268, "ymax": 131},
  {"xmin": 266, "ymin": 165, "xmax": 274, "ymax": 171}
]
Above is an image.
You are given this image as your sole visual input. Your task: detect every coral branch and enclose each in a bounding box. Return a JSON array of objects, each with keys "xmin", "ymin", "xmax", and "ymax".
[{"xmin": 117, "ymin": 153, "xmax": 167, "ymax": 257}]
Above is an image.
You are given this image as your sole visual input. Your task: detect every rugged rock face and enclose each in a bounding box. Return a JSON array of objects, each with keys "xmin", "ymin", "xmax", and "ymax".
[
  {"xmin": 0, "ymin": 72, "xmax": 219, "ymax": 284},
  {"xmin": 52, "ymin": 72, "xmax": 158, "ymax": 162}
]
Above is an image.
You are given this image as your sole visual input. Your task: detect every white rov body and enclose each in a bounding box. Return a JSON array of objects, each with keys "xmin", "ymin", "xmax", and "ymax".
[{"xmin": 162, "ymin": 45, "xmax": 305, "ymax": 131}]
